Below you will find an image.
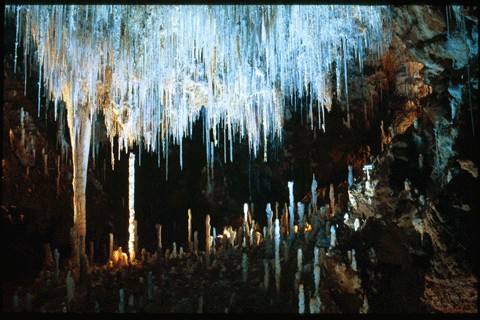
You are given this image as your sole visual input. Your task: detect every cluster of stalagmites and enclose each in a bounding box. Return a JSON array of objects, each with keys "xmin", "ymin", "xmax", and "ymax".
[{"xmin": 9, "ymin": 166, "xmax": 409, "ymax": 313}]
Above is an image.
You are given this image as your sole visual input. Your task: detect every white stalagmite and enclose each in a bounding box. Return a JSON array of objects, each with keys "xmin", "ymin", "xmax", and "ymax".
[
  {"xmin": 128, "ymin": 152, "xmax": 136, "ymax": 263},
  {"xmin": 309, "ymin": 296, "xmax": 319, "ymax": 314},
  {"xmin": 298, "ymin": 202, "xmax": 305, "ymax": 235},
  {"xmin": 351, "ymin": 249, "xmax": 358, "ymax": 272},
  {"xmin": 288, "ymin": 182, "xmax": 295, "ymax": 237},
  {"xmin": 330, "ymin": 225, "xmax": 337, "ymax": 250},
  {"xmin": 274, "ymin": 218, "xmax": 281, "ymax": 294},
  {"xmin": 266, "ymin": 203, "xmax": 273, "ymax": 240},
  {"xmin": 62, "ymin": 82, "xmax": 93, "ymax": 260},
  {"xmin": 243, "ymin": 203, "xmax": 249, "ymax": 247},
  {"xmin": 205, "ymin": 214, "xmax": 211, "ymax": 254},
  {"xmin": 344, "ymin": 212, "xmax": 350, "ymax": 225},
  {"xmin": 298, "ymin": 284, "xmax": 305, "ymax": 314},
  {"xmin": 311, "ymin": 174, "xmax": 318, "ymax": 210},
  {"xmin": 360, "ymin": 294, "xmax": 369, "ymax": 313},
  {"xmin": 348, "ymin": 165, "xmax": 354, "ymax": 188},
  {"xmin": 354, "ymin": 218, "xmax": 361, "ymax": 232},
  {"xmin": 297, "ymin": 248, "xmax": 303, "ymax": 273},
  {"xmin": 212, "ymin": 227, "xmax": 217, "ymax": 253},
  {"xmin": 288, "ymin": 181, "xmax": 294, "ymax": 209},
  {"xmin": 128, "ymin": 294, "xmax": 134, "ymax": 309},
  {"xmin": 314, "ymin": 264, "xmax": 321, "ymax": 296},
  {"xmin": 155, "ymin": 224, "xmax": 162, "ymax": 251},
  {"xmin": 118, "ymin": 288, "xmax": 125, "ymax": 313},
  {"xmin": 314, "ymin": 246, "xmax": 320, "ymax": 267},
  {"xmin": 66, "ymin": 270, "xmax": 75, "ymax": 303},
  {"xmin": 194, "ymin": 231, "xmax": 199, "ymax": 256},
  {"xmin": 188, "ymin": 209, "xmax": 193, "ymax": 253},
  {"xmin": 172, "ymin": 242, "xmax": 177, "ymax": 259}
]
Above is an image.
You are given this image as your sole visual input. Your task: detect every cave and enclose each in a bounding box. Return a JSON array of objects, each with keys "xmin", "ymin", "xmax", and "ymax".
[{"xmin": 2, "ymin": 4, "xmax": 478, "ymax": 314}]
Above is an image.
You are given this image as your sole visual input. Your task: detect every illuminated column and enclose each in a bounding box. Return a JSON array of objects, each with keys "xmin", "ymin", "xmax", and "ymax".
[
  {"xmin": 205, "ymin": 214, "xmax": 211, "ymax": 254},
  {"xmin": 288, "ymin": 182, "xmax": 295, "ymax": 239},
  {"xmin": 128, "ymin": 152, "xmax": 136, "ymax": 263},
  {"xmin": 155, "ymin": 224, "xmax": 162, "ymax": 251},
  {"xmin": 188, "ymin": 209, "xmax": 193, "ymax": 253},
  {"xmin": 274, "ymin": 218, "xmax": 281, "ymax": 295},
  {"xmin": 63, "ymin": 84, "xmax": 92, "ymax": 262},
  {"xmin": 243, "ymin": 203, "xmax": 249, "ymax": 247}
]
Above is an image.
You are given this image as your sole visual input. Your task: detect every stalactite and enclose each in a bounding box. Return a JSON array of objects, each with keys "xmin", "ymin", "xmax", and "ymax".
[{"xmin": 8, "ymin": 4, "xmax": 388, "ymax": 187}]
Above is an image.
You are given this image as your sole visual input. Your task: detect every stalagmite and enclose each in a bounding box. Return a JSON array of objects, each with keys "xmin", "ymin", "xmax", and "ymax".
[
  {"xmin": 314, "ymin": 246, "xmax": 320, "ymax": 267},
  {"xmin": 43, "ymin": 243, "xmax": 54, "ymax": 268},
  {"xmin": 107, "ymin": 233, "xmax": 115, "ymax": 262},
  {"xmin": 25, "ymin": 292, "xmax": 33, "ymax": 312},
  {"xmin": 43, "ymin": 152, "xmax": 48, "ymax": 178},
  {"xmin": 54, "ymin": 248, "xmax": 60, "ymax": 285},
  {"xmin": 197, "ymin": 295, "xmax": 204, "ymax": 314},
  {"xmin": 311, "ymin": 174, "xmax": 318, "ymax": 210},
  {"xmin": 172, "ymin": 242, "xmax": 178, "ymax": 259},
  {"xmin": 188, "ymin": 209, "xmax": 193, "ymax": 253},
  {"xmin": 288, "ymin": 182, "xmax": 295, "ymax": 238},
  {"xmin": 309, "ymin": 296, "xmax": 320, "ymax": 314},
  {"xmin": 360, "ymin": 294, "xmax": 369, "ymax": 313},
  {"xmin": 243, "ymin": 203, "xmax": 249, "ymax": 247},
  {"xmin": 348, "ymin": 165, "xmax": 354, "ymax": 188},
  {"xmin": 298, "ymin": 284, "xmax": 305, "ymax": 314},
  {"xmin": 314, "ymin": 264, "xmax": 321, "ymax": 296},
  {"xmin": 274, "ymin": 218, "xmax": 281, "ymax": 295},
  {"xmin": 330, "ymin": 225, "xmax": 337, "ymax": 250},
  {"xmin": 194, "ymin": 231, "xmax": 199, "ymax": 256},
  {"xmin": 155, "ymin": 224, "xmax": 162, "ymax": 251},
  {"xmin": 351, "ymin": 249, "xmax": 358, "ymax": 272},
  {"xmin": 266, "ymin": 203, "xmax": 273, "ymax": 240},
  {"xmin": 329, "ymin": 183, "xmax": 335, "ymax": 215},
  {"xmin": 294, "ymin": 270, "xmax": 301, "ymax": 294},
  {"xmin": 66, "ymin": 270, "xmax": 75, "ymax": 303},
  {"xmin": 12, "ymin": 294, "xmax": 20, "ymax": 312},
  {"xmin": 128, "ymin": 152, "xmax": 136, "ymax": 263},
  {"xmin": 297, "ymin": 248, "xmax": 303, "ymax": 273},
  {"xmin": 205, "ymin": 214, "xmax": 211, "ymax": 255},
  {"xmin": 63, "ymin": 84, "xmax": 93, "ymax": 259},
  {"xmin": 298, "ymin": 202, "xmax": 305, "ymax": 237},
  {"xmin": 128, "ymin": 294, "xmax": 135, "ymax": 309},
  {"xmin": 354, "ymin": 218, "xmax": 361, "ymax": 232},
  {"xmin": 118, "ymin": 288, "xmax": 125, "ymax": 313}
]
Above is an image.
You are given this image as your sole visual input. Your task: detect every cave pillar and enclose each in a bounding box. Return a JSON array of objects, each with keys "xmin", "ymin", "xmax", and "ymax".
[{"xmin": 63, "ymin": 84, "xmax": 92, "ymax": 265}]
